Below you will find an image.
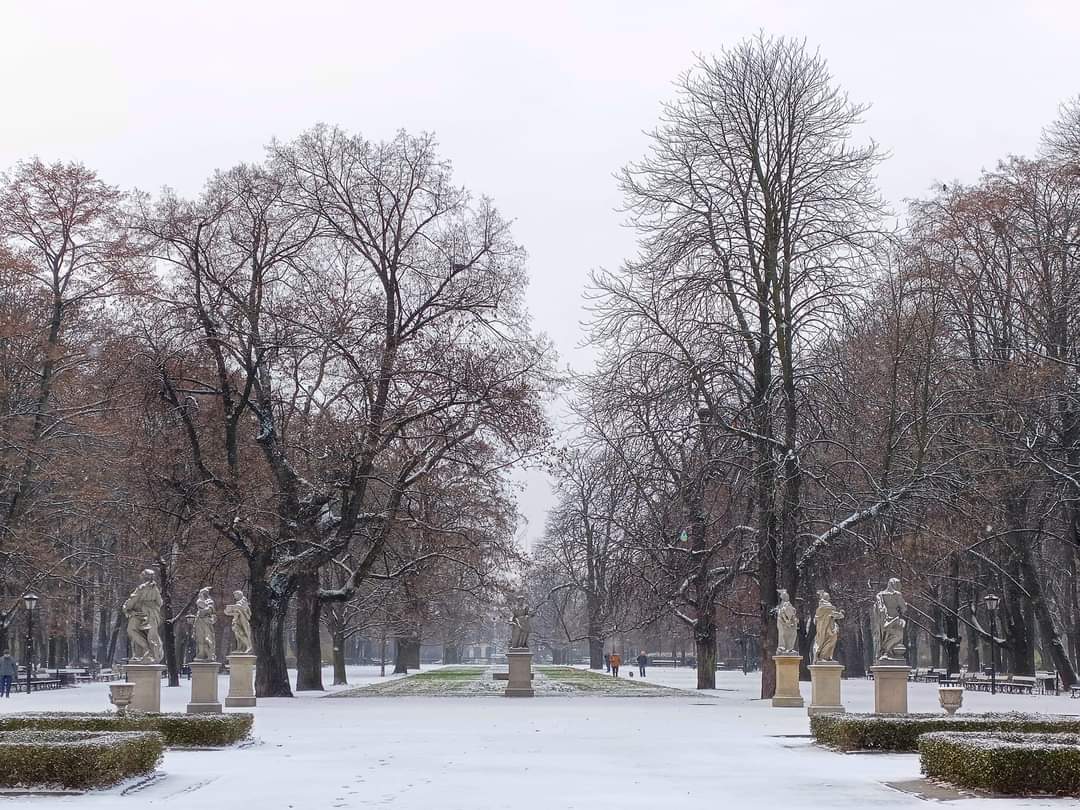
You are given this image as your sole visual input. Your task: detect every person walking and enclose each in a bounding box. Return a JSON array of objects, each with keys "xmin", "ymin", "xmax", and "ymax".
[
  {"xmin": 0, "ymin": 651, "xmax": 17, "ymax": 697},
  {"xmin": 604, "ymin": 653, "xmax": 610, "ymax": 673},
  {"xmin": 637, "ymin": 651, "xmax": 648, "ymax": 678},
  {"xmin": 610, "ymin": 652, "xmax": 621, "ymax": 677}
]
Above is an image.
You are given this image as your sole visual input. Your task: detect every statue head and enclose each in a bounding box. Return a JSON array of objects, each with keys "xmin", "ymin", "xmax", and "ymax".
[
  {"xmin": 198, "ymin": 586, "xmax": 212, "ymax": 600},
  {"xmin": 233, "ymin": 590, "xmax": 245, "ymax": 602},
  {"xmin": 141, "ymin": 569, "xmax": 156, "ymax": 584},
  {"xmin": 818, "ymin": 590, "xmax": 830, "ymax": 602},
  {"xmin": 887, "ymin": 577, "xmax": 901, "ymax": 591},
  {"xmin": 777, "ymin": 588, "xmax": 789, "ymax": 603}
]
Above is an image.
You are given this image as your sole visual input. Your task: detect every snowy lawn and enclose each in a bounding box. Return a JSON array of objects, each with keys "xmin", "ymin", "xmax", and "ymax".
[{"xmin": 0, "ymin": 665, "xmax": 1076, "ymax": 808}]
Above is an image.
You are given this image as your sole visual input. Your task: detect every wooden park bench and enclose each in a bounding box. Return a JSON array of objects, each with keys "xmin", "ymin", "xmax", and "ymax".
[
  {"xmin": 1000, "ymin": 675, "xmax": 1035, "ymax": 695},
  {"xmin": 10, "ymin": 678, "xmax": 64, "ymax": 693}
]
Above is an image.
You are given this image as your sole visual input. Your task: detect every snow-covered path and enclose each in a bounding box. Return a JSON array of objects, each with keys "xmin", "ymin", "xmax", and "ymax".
[{"xmin": 1, "ymin": 666, "xmax": 1076, "ymax": 808}]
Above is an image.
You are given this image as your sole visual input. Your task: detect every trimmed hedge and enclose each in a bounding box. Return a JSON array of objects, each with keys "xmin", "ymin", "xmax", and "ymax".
[
  {"xmin": 0, "ymin": 730, "xmax": 163, "ymax": 790},
  {"xmin": 0, "ymin": 712, "xmax": 253, "ymax": 748},
  {"xmin": 920, "ymin": 731, "xmax": 1080, "ymax": 796},
  {"xmin": 811, "ymin": 712, "xmax": 1080, "ymax": 752}
]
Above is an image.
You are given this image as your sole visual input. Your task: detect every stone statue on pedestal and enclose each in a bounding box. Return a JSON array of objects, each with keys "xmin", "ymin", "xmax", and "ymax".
[
  {"xmin": 774, "ymin": 589, "xmax": 798, "ymax": 655},
  {"xmin": 508, "ymin": 596, "xmax": 531, "ymax": 649},
  {"xmin": 123, "ymin": 569, "xmax": 164, "ymax": 662},
  {"xmin": 874, "ymin": 578, "xmax": 907, "ymax": 660},
  {"xmin": 190, "ymin": 587, "xmax": 217, "ymax": 662},
  {"xmin": 812, "ymin": 590, "xmax": 844, "ymax": 663},
  {"xmin": 224, "ymin": 591, "xmax": 253, "ymax": 654}
]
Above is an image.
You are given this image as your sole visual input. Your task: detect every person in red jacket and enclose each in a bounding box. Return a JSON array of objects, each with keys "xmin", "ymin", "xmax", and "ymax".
[{"xmin": 609, "ymin": 652, "xmax": 621, "ymax": 677}]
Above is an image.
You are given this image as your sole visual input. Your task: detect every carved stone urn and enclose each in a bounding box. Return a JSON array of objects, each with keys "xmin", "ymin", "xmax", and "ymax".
[
  {"xmin": 109, "ymin": 682, "xmax": 136, "ymax": 715},
  {"xmin": 938, "ymin": 685, "xmax": 964, "ymax": 716}
]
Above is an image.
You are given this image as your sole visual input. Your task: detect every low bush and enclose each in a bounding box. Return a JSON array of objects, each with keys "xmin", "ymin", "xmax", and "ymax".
[
  {"xmin": 0, "ymin": 712, "xmax": 253, "ymax": 748},
  {"xmin": 0, "ymin": 730, "xmax": 162, "ymax": 790},
  {"xmin": 920, "ymin": 731, "xmax": 1080, "ymax": 795},
  {"xmin": 811, "ymin": 712, "xmax": 1080, "ymax": 752}
]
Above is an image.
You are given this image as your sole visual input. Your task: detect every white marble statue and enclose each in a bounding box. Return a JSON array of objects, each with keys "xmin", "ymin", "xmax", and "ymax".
[
  {"xmin": 123, "ymin": 568, "xmax": 164, "ymax": 662},
  {"xmin": 224, "ymin": 591, "xmax": 253, "ymax": 654},
  {"xmin": 774, "ymin": 589, "xmax": 798, "ymax": 655},
  {"xmin": 812, "ymin": 590, "xmax": 844, "ymax": 663},
  {"xmin": 874, "ymin": 577, "xmax": 907, "ymax": 661},
  {"xmin": 509, "ymin": 596, "xmax": 531, "ymax": 649},
  {"xmin": 190, "ymin": 587, "xmax": 217, "ymax": 662}
]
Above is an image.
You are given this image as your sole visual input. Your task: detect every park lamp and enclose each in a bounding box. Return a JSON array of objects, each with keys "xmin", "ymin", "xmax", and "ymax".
[
  {"xmin": 22, "ymin": 593, "xmax": 38, "ymax": 613},
  {"xmin": 983, "ymin": 593, "xmax": 1000, "ymax": 614}
]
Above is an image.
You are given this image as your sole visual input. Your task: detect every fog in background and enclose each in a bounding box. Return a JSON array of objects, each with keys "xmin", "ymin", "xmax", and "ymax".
[{"xmin": 5, "ymin": 0, "xmax": 1079, "ymax": 546}]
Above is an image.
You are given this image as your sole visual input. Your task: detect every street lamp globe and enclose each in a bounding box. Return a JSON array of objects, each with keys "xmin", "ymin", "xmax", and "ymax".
[
  {"xmin": 983, "ymin": 593, "xmax": 1000, "ymax": 614},
  {"xmin": 22, "ymin": 593, "xmax": 38, "ymax": 612}
]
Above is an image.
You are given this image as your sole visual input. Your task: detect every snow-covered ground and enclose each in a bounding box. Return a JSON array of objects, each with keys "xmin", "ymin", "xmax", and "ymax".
[{"xmin": 1, "ymin": 665, "xmax": 1077, "ymax": 808}]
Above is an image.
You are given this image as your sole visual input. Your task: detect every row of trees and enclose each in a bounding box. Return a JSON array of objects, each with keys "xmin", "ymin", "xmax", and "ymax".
[
  {"xmin": 533, "ymin": 35, "xmax": 1080, "ymax": 694},
  {"xmin": 0, "ymin": 127, "xmax": 551, "ymax": 695}
]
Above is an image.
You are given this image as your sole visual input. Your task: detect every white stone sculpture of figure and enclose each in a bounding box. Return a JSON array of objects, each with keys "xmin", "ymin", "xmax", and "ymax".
[
  {"xmin": 812, "ymin": 590, "xmax": 844, "ymax": 663},
  {"xmin": 874, "ymin": 578, "xmax": 907, "ymax": 661},
  {"xmin": 774, "ymin": 589, "xmax": 798, "ymax": 655},
  {"xmin": 123, "ymin": 568, "xmax": 164, "ymax": 662},
  {"xmin": 224, "ymin": 591, "xmax": 253, "ymax": 654},
  {"xmin": 509, "ymin": 596, "xmax": 531, "ymax": 649},
  {"xmin": 190, "ymin": 587, "xmax": 217, "ymax": 662}
]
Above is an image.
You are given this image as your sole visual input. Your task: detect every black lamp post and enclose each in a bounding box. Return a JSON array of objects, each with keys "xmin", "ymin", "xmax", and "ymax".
[
  {"xmin": 23, "ymin": 593, "xmax": 38, "ymax": 695},
  {"xmin": 983, "ymin": 593, "xmax": 1000, "ymax": 695}
]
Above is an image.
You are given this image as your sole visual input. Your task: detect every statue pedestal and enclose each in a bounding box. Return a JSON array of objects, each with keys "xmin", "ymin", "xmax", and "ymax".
[
  {"xmin": 225, "ymin": 654, "xmax": 256, "ymax": 708},
  {"xmin": 187, "ymin": 661, "xmax": 223, "ymax": 714},
  {"xmin": 871, "ymin": 662, "xmax": 910, "ymax": 714},
  {"xmin": 124, "ymin": 664, "xmax": 165, "ymax": 713},
  {"xmin": 808, "ymin": 662, "xmax": 845, "ymax": 716},
  {"xmin": 504, "ymin": 649, "xmax": 534, "ymax": 697},
  {"xmin": 771, "ymin": 654, "xmax": 804, "ymax": 708}
]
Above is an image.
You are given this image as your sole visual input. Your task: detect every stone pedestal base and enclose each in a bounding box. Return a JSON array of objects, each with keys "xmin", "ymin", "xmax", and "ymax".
[
  {"xmin": 124, "ymin": 664, "xmax": 165, "ymax": 713},
  {"xmin": 187, "ymin": 661, "xmax": 223, "ymax": 714},
  {"xmin": 871, "ymin": 663, "xmax": 910, "ymax": 714},
  {"xmin": 504, "ymin": 649, "xmax": 534, "ymax": 697},
  {"xmin": 225, "ymin": 654, "xmax": 256, "ymax": 708},
  {"xmin": 771, "ymin": 654, "xmax": 804, "ymax": 708},
  {"xmin": 808, "ymin": 662, "xmax": 845, "ymax": 716}
]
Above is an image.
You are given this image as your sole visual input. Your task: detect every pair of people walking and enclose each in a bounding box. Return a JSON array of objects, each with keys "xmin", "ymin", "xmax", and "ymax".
[{"xmin": 603, "ymin": 651, "xmax": 648, "ymax": 678}]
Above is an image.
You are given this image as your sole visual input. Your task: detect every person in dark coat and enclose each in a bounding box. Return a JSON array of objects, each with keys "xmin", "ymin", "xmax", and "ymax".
[
  {"xmin": 0, "ymin": 651, "xmax": 17, "ymax": 697},
  {"xmin": 604, "ymin": 653, "xmax": 610, "ymax": 673},
  {"xmin": 637, "ymin": 651, "xmax": 648, "ymax": 678}
]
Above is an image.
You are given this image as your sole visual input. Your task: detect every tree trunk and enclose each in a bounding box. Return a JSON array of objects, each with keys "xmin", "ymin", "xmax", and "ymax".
[
  {"xmin": 695, "ymin": 619, "xmax": 716, "ymax": 689},
  {"xmin": 158, "ymin": 562, "xmax": 180, "ymax": 687},
  {"xmin": 106, "ymin": 611, "xmax": 122, "ymax": 667},
  {"xmin": 251, "ymin": 566, "xmax": 293, "ymax": 698},
  {"xmin": 332, "ymin": 629, "xmax": 347, "ymax": 686},
  {"xmin": 394, "ymin": 634, "xmax": 420, "ymax": 674},
  {"xmin": 1019, "ymin": 535, "xmax": 1078, "ymax": 687},
  {"xmin": 944, "ymin": 554, "xmax": 961, "ymax": 676},
  {"xmin": 588, "ymin": 636, "xmax": 604, "ymax": 670},
  {"xmin": 294, "ymin": 571, "xmax": 324, "ymax": 691}
]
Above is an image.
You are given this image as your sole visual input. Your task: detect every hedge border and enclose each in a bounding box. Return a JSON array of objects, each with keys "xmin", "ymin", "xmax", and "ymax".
[
  {"xmin": 0, "ymin": 730, "xmax": 163, "ymax": 790},
  {"xmin": 811, "ymin": 712, "xmax": 1080, "ymax": 752},
  {"xmin": 920, "ymin": 731, "xmax": 1080, "ymax": 795},
  {"xmin": 0, "ymin": 712, "xmax": 253, "ymax": 748}
]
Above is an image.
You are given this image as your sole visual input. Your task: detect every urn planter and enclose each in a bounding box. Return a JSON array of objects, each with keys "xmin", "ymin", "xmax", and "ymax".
[
  {"xmin": 938, "ymin": 685, "xmax": 964, "ymax": 716},
  {"xmin": 108, "ymin": 682, "xmax": 135, "ymax": 715}
]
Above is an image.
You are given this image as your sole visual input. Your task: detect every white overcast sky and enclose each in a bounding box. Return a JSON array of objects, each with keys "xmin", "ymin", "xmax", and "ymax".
[{"xmin": 4, "ymin": 0, "xmax": 1079, "ymax": 544}]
